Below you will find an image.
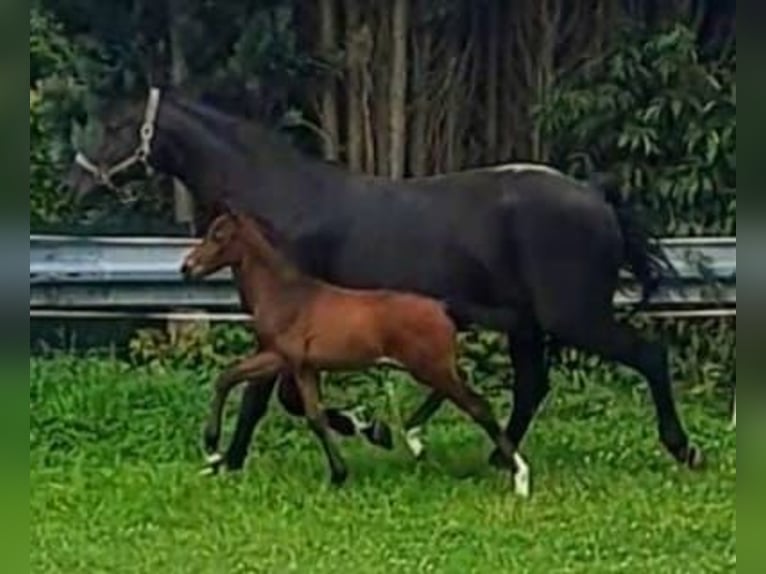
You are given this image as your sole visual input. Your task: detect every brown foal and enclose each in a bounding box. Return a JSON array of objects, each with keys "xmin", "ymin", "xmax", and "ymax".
[{"xmin": 181, "ymin": 211, "xmax": 527, "ymax": 493}]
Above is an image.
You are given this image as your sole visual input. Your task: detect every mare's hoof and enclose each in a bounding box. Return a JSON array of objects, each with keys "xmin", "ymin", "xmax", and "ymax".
[
  {"xmin": 366, "ymin": 420, "xmax": 394, "ymax": 450},
  {"xmin": 199, "ymin": 453, "xmax": 224, "ymax": 477},
  {"xmin": 488, "ymin": 448, "xmax": 512, "ymax": 469},
  {"xmin": 330, "ymin": 469, "xmax": 349, "ymax": 487},
  {"xmin": 685, "ymin": 444, "xmax": 705, "ymax": 470},
  {"xmin": 512, "ymin": 453, "xmax": 531, "ymax": 498}
]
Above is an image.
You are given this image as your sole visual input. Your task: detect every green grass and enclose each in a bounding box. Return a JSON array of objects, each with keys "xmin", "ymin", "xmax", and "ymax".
[{"xmin": 31, "ymin": 357, "xmax": 736, "ymax": 573}]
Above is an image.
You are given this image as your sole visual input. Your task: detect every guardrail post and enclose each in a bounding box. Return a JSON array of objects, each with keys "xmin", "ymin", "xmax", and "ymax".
[{"xmin": 169, "ymin": 179, "xmax": 208, "ymax": 340}]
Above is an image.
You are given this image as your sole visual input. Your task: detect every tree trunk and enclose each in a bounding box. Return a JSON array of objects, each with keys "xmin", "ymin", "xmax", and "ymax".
[
  {"xmin": 499, "ymin": 1, "xmax": 516, "ymax": 161},
  {"xmin": 168, "ymin": 0, "xmax": 195, "ymax": 233},
  {"xmin": 485, "ymin": 0, "xmax": 498, "ymax": 164},
  {"xmin": 318, "ymin": 0, "xmax": 339, "ymax": 161},
  {"xmin": 373, "ymin": 6, "xmax": 391, "ymax": 176},
  {"xmin": 389, "ymin": 0, "xmax": 408, "ymax": 179},
  {"xmin": 409, "ymin": 0, "xmax": 431, "ymax": 177},
  {"xmin": 344, "ymin": 0, "xmax": 363, "ymax": 172}
]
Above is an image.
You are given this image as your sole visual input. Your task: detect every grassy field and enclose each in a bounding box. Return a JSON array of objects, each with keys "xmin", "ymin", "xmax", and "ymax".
[{"xmin": 31, "ymin": 356, "xmax": 735, "ymax": 573}]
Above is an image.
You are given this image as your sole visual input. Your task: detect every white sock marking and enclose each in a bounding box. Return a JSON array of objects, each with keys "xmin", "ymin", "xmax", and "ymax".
[
  {"xmin": 205, "ymin": 452, "xmax": 224, "ymax": 466},
  {"xmin": 405, "ymin": 427, "xmax": 425, "ymax": 459},
  {"xmin": 513, "ymin": 453, "xmax": 530, "ymax": 498}
]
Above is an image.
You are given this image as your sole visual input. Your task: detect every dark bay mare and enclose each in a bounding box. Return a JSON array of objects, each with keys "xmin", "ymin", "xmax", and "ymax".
[{"xmin": 68, "ymin": 88, "xmax": 703, "ymax": 481}]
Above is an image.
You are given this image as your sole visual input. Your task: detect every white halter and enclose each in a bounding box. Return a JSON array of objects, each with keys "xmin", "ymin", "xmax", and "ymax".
[{"xmin": 75, "ymin": 87, "xmax": 161, "ymax": 190}]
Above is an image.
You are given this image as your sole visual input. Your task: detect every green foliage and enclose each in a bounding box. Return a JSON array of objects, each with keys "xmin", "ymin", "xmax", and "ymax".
[
  {"xmin": 537, "ymin": 25, "xmax": 736, "ymax": 236},
  {"xmin": 30, "ymin": 8, "xmax": 91, "ymax": 226},
  {"xmin": 30, "ymin": 89, "xmax": 70, "ymax": 225},
  {"xmin": 553, "ymin": 317, "xmax": 735, "ymax": 395},
  {"xmin": 127, "ymin": 324, "xmax": 254, "ymax": 379},
  {"xmin": 121, "ymin": 316, "xmax": 734, "ymax": 402}
]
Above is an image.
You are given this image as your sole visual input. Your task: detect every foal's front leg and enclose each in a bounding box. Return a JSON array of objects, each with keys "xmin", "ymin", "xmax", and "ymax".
[
  {"xmin": 294, "ymin": 368, "xmax": 349, "ymax": 485},
  {"xmin": 204, "ymin": 351, "xmax": 285, "ymax": 464}
]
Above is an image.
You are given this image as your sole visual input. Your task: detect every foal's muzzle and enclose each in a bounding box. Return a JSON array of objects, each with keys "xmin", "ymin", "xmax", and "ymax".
[{"xmin": 180, "ymin": 259, "xmax": 203, "ymax": 280}]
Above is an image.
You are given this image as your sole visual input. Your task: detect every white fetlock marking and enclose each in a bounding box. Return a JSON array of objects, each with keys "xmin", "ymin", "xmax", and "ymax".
[
  {"xmin": 345, "ymin": 408, "xmax": 372, "ymax": 433},
  {"xmin": 513, "ymin": 453, "xmax": 530, "ymax": 498},
  {"xmin": 405, "ymin": 427, "xmax": 425, "ymax": 459},
  {"xmin": 205, "ymin": 452, "xmax": 224, "ymax": 466}
]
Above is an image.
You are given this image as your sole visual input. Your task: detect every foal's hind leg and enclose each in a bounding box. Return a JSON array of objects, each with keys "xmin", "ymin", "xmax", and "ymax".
[
  {"xmin": 277, "ymin": 374, "xmax": 393, "ymax": 449},
  {"xmin": 559, "ymin": 316, "xmax": 702, "ymax": 468},
  {"xmin": 417, "ymin": 363, "xmax": 529, "ymax": 496},
  {"xmin": 446, "ymin": 380, "xmax": 528, "ymax": 496}
]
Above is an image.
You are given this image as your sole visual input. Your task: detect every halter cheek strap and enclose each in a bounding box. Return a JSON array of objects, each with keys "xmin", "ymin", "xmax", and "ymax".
[{"xmin": 75, "ymin": 87, "xmax": 161, "ymax": 191}]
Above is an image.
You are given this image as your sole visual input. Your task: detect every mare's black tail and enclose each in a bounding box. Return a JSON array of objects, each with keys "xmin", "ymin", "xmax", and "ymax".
[{"xmin": 589, "ymin": 173, "xmax": 676, "ymax": 314}]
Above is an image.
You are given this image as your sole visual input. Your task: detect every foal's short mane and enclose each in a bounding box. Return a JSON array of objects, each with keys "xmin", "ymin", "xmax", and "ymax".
[{"xmin": 236, "ymin": 212, "xmax": 303, "ymax": 279}]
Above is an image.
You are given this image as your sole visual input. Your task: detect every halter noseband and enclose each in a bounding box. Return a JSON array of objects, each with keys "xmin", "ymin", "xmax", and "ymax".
[{"xmin": 75, "ymin": 87, "xmax": 161, "ymax": 191}]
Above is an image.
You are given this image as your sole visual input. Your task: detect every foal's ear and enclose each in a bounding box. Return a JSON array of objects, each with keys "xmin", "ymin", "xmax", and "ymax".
[{"xmin": 216, "ymin": 199, "xmax": 238, "ymax": 222}]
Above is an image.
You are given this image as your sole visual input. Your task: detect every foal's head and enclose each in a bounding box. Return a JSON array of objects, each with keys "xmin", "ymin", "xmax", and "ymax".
[
  {"xmin": 181, "ymin": 211, "xmax": 290, "ymax": 280},
  {"xmin": 181, "ymin": 213, "xmax": 244, "ymax": 279}
]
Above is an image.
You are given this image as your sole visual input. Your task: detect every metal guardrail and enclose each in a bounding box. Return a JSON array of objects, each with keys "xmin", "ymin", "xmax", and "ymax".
[{"xmin": 29, "ymin": 235, "xmax": 736, "ymax": 319}]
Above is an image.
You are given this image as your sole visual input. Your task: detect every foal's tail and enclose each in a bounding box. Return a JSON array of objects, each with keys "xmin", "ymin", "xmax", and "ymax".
[{"xmin": 590, "ymin": 173, "xmax": 676, "ymax": 313}]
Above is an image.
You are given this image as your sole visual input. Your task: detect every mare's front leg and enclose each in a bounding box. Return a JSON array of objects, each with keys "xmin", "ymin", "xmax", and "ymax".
[
  {"xmin": 294, "ymin": 368, "xmax": 348, "ymax": 485},
  {"xmin": 216, "ymin": 376, "xmax": 278, "ymax": 473},
  {"xmin": 489, "ymin": 325, "xmax": 549, "ymax": 468},
  {"xmin": 204, "ymin": 351, "xmax": 285, "ymax": 467}
]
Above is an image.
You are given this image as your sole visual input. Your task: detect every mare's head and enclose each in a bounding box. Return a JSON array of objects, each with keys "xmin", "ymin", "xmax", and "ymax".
[
  {"xmin": 181, "ymin": 212, "xmax": 246, "ymax": 280},
  {"xmin": 66, "ymin": 89, "xmax": 164, "ymax": 202}
]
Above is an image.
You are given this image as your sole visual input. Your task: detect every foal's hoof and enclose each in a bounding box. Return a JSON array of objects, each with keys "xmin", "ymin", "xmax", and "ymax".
[
  {"xmin": 363, "ymin": 420, "xmax": 394, "ymax": 450},
  {"xmin": 404, "ymin": 427, "xmax": 426, "ymax": 460},
  {"xmin": 685, "ymin": 444, "xmax": 705, "ymax": 470}
]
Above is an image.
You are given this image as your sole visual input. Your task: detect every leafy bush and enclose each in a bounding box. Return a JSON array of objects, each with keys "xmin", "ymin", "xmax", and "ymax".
[
  {"xmin": 30, "ymin": 8, "xmax": 88, "ymax": 225},
  {"xmin": 123, "ymin": 316, "xmax": 734, "ymax": 402},
  {"xmin": 537, "ymin": 24, "xmax": 735, "ymax": 236}
]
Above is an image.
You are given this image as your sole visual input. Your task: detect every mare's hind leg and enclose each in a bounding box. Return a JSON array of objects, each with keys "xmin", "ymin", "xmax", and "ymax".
[
  {"xmin": 294, "ymin": 368, "xmax": 348, "ymax": 485},
  {"xmin": 277, "ymin": 374, "xmax": 394, "ymax": 449},
  {"xmin": 204, "ymin": 351, "xmax": 285, "ymax": 464},
  {"xmin": 558, "ymin": 315, "xmax": 702, "ymax": 468}
]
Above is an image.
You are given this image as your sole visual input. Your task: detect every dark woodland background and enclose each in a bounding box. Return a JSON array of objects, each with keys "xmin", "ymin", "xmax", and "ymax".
[{"xmin": 31, "ymin": 0, "xmax": 735, "ymax": 236}]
